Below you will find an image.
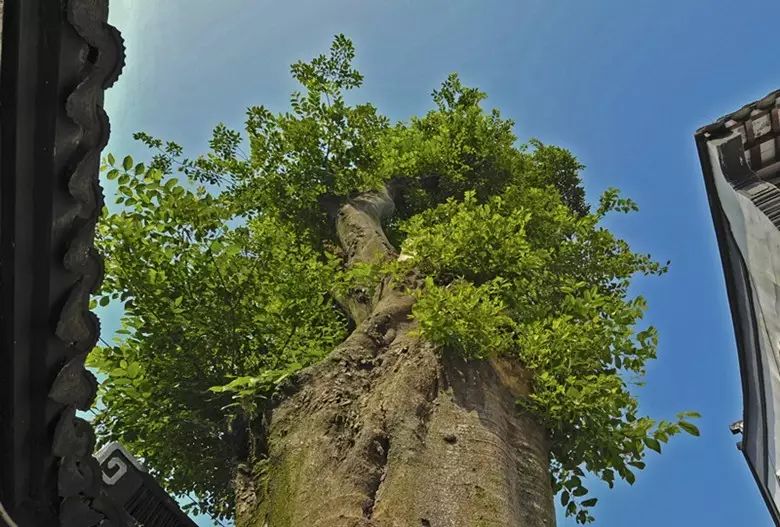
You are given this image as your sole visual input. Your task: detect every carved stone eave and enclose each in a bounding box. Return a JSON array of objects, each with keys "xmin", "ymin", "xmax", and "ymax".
[{"xmin": 0, "ymin": 1, "xmax": 128, "ymax": 525}]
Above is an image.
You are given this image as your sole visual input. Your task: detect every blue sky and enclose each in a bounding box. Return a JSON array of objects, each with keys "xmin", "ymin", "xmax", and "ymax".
[{"xmin": 102, "ymin": 1, "xmax": 780, "ymax": 525}]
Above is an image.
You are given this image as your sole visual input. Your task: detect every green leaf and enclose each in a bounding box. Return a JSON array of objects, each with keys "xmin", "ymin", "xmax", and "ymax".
[
  {"xmin": 107, "ymin": 169, "xmax": 120, "ymax": 180},
  {"xmin": 123, "ymin": 155, "xmax": 133, "ymax": 171},
  {"xmin": 644, "ymin": 437, "xmax": 662, "ymax": 453},
  {"xmin": 107, "ymin": 153, "xmax": 115, "ymax": 165},
  {"xmin": 560, "ymin": 490, "xmax": 570, "ymax": 506},
  {"xmin": 679, "ymin": 422, "xmax": 700, "ymax": 436},
  {"xmin": 127, "ymin": 362, "xmax": 141, "ymax": 379},
  {"xmin": 581, "ymin": 498, "xmax": 598, "ymax": 508}
]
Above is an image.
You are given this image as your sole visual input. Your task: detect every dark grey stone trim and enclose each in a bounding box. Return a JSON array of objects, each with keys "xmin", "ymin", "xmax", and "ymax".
[{"xmin": 0, "ymin": 1, "xmax": 129, "ymax": 525}]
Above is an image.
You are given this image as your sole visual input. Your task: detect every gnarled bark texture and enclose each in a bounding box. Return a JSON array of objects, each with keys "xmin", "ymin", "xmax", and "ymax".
[{"xmin": 236, "ymin": 188, "xmax": 556, "ymax": 527}]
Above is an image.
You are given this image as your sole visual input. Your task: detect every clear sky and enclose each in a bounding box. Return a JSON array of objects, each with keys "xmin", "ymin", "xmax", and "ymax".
[{"xmin": 102, "ymin": 1, "xmax": 780, "ymax": 525}]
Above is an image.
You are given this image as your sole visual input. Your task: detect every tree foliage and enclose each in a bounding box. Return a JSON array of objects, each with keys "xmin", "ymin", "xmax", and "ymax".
[
  {"xmin": 91, "ymin": 35, "xmax": 696, "ymax": 523},
  {"xmin": 91, "ymin": 162, "xmax": 347, "ymax": 518}
]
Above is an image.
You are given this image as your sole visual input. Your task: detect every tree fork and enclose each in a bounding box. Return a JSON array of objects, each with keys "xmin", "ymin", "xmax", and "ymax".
[{"xmin": 236, "ymin": 189, "xmax": 556, "ymax": 527}]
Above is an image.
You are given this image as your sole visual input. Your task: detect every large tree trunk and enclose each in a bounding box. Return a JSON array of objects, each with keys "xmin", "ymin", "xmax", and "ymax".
[{"xmin": 235, "ymin": 188, "xmax": 556, "ymax": 527}]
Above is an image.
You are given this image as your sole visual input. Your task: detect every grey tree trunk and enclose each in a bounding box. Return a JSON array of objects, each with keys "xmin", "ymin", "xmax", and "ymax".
[{"xmin": 235, "ymin": 188, "xmax": 556, "ymax": 527}]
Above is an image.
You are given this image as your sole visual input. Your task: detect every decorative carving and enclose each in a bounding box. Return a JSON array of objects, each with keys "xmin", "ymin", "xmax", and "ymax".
[
  {"xmin": 0, "ymin": 0, "xmax": 126, "ymax": 524},
  {"xmin": 46, "ymin": 0, "xmax": 128, "ymax": 524},
  {"xmin": 96, "ymin": 442, "xmax": 148, "ymax": 476},
  {"xmin": 49, "ymin": 354, "xmax": 99, "ymax": 410},
  {"xmin": 94, "ymin": 442, "xmax": 199, "ymax": 526},
  {"xmin": 52, "ymin": 407, "xmax": 96, "ymax": 459},
  {"xmin": 102, "ymin": 458, "xmax": 128, "ymax": 486}
]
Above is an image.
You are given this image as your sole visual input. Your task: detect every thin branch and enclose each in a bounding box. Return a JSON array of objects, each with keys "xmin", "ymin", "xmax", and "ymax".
[
  {"xmin": 0, "ymin": 500, "xmax": 19, "ymax": 527},
  {"xmin": 203, "ymin": 243, "xmax": 245, "ymax": 375},
  {"xmin": 276, "ymin": 323, "xmax": 299, "ymax": 360},
  {"xmin": 185, "ymin": 493, "xmax": 228, "ymax": 527},
  {"xmin": 235, "ymin": 145, "xmax": 250, "ymax": 162}
]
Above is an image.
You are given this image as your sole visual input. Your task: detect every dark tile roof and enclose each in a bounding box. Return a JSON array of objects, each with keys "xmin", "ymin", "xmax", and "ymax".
[
  {"xmin": 697, "ymin": 89, "xmax": 780, "ymax": 136},
  {"xmin": 696, "ymin": 89, "xmax": 780, "ymax": 174}
]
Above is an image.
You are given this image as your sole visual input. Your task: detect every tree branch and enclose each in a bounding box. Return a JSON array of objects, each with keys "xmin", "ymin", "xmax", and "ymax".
[
  {"xmin": 331, "ymin": 185, "xmax": 398, "ymax": 323},
  {"xmin": 336, "ymin": 185, "xmax": 396, "ymax": 267}
]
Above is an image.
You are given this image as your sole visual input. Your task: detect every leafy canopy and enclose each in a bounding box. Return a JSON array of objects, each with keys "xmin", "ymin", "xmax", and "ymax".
[{"xmin": 91, "ymin": 35, "xmax": 696, "ymax": 523}]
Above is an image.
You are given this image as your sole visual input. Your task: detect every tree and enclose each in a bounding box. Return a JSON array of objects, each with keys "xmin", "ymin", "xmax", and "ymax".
[{"xmin": 90, "ymin": 35, "xmax": 698, "ymax": 526}]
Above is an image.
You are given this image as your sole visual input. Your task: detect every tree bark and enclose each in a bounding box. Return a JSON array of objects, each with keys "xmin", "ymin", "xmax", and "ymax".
[{"xmin": 235, "ymin": 188, "xmax": 556, "ymax": 527}]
